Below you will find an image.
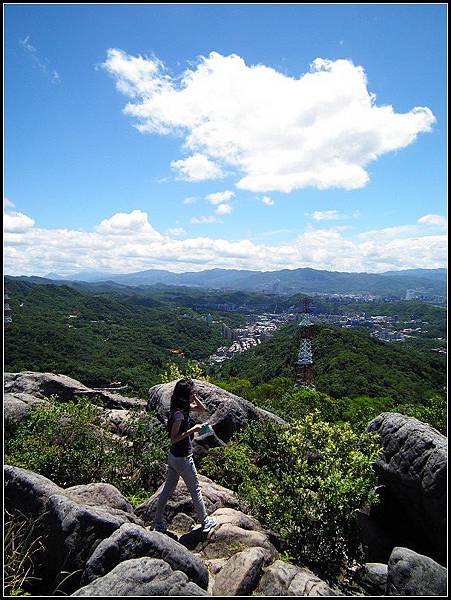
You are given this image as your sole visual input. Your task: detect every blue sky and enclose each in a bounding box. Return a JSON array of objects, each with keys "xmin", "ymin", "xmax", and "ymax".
[{"xmin": 4, "ymin": 4, "xmax": 447, "ymax": 275}]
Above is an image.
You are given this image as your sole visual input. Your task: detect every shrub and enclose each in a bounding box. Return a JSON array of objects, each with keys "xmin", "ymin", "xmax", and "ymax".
[
  {"xmin": 5, "ymin": 397, "xmax": 169, "ymax": 497},
  {"xmin": 393, "ymin": 394, "xmax": 447, "ymax": 435},
  {"xmin": 201, "ymin": 413, "xmax": 382, "ymax": 579},
  {"xmin": 159, "ymin": 360, "xmax": 210, "ymax": 384}
]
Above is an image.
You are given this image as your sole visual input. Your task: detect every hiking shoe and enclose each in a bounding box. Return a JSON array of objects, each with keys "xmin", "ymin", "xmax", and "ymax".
[
  {"xmin": 202, "ymin": 516, "xmax": 218, "ymax": 533},
  {"xmin": 153, "ymin": 521, "xmax": 168, "ymax": 533}
]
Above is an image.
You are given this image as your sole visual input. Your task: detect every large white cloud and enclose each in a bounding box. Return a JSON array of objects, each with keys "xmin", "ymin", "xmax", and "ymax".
[
  {"xmin": 3, "ymin": 209, "xmax": 447, "ymax": 276},
  {"xmin": 96, "ymin": 209, "xmax": 162, "ymax": 238},
  {"xmin": 102, "ymin": 49, "xmax": 435, "ymax": 193},
  {"xmin": 4, "ymin": 211, "xmax": 35, "ymax": 233}
]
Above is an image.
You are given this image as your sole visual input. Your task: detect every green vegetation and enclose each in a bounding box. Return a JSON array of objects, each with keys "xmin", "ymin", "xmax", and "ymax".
[
  {"xmin": 212, "ymin": 378, "xmax": 447, "ymax": 435},
  {"xmin": 5, "ymin": 397, "xmax": 170, "ymax": 497},
  {"xmin": 213, "ymin": 323, "xmax": 446, "ymax": 403},
  {"xmin": 4, "ymin": 280, "xmax": 225, "ymax": 396},
  {"xmin": 201, "ymin": 414, "xmax": 382, "ymax": 578}
]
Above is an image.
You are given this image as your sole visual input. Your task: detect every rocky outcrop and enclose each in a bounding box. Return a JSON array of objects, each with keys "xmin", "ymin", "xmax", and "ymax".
[
  {"xmin": 212, "ymin": 546, "xmax": 273, "ymax": 596},
  {"xmin": 386, "ymin": 547, "xmax": 447, "ymax": 596},
  {"xmin": 355, "ymin": 563, "xmax": 388, "ymax": 596},
  {"xmin": 81, "ymin": 523, "xmax": 209, "ymax": 590},
  {"xmin": 64, "ymin": 482, "xmax": 134, "ymax": 513},
  {"xmin": 178, "ymin": 507, "xmax": 278, "ymax": 560},
  {"xmin": 4, "ymin": 465, "xmax": 142, "ymax": 595},
  {"xmin": 72, "ymin": 557, "xmax": 209, "ymax": 596},
  {"xmin": 367, "ymin": 412, "xmax": 447, "ymax": 563},
  {"xmin": 147, "ymin": 379, "xmax": 285, "ymax": 456},
  {"xmin": 4, "ymin": 371, "xmax": 146, "ymax": 410},
  {"xmin": 135, "ymin": 474, "xmax": 240, "ymax": 526},
  {"xmin": 254, "ymin": 559, "xmax": 338, "ymax": 596}
]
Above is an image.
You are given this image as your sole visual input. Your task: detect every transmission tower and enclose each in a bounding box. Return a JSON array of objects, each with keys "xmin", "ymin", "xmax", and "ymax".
[{"xmin": 294, "ymin": 298, "xmax": 315, "ymax": 388}]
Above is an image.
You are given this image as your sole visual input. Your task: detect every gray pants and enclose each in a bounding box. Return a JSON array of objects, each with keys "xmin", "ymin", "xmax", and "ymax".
[{"xmin": 154, "ymin": 453, "xmax": 208, "ymax": 525}]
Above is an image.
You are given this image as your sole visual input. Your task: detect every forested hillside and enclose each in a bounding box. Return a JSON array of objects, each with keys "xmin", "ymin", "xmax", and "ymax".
[
  {"xmin": 5, "ymin": 280, "xmax": 446, "ymax": 403},
  {"xmin": 4, "ymin": 281, "xmax": 224, "ymax": 395},
  {"xmin": 214, "ymin": 322, "xmax": 446, "ymax": 402}
]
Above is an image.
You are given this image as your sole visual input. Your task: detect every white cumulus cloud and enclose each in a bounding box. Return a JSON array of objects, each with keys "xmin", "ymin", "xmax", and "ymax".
[
  {"xmin": 206, "ymin": 190, "xmax": 235, "ymax": 205},
  {"xmin": 171, "ymin": 153, "xmax": 224, "ymax": 181},
  {"xmin": 261, "ymin": 196, "xmax": 274, "ymax": 206},
  {"xmin": 3, "ymin": 209, "xmax": 446, "ymax": 277},
  {"xmin": 216, "ymin": 203, "xmax": 233, "ymax": 216},
  {"xmin": 4, "ymin": 211, "xmax": 35, "ymax": 233},
  {"xmin": 96, "ymin": 209, "xmax": 162, "ymax": 238},
  {"xmin": 417, "ymin": 214, "xmax": 447, "ymax": 227},
  {"xmin": 102, "ymin": 49, "xmax": 435, "ymax": 193}
]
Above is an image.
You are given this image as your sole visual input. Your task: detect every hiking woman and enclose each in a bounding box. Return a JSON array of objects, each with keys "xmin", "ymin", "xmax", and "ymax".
[{"xmin": 153, "ymin": 378, "xmax": 218, "ymax": 533}]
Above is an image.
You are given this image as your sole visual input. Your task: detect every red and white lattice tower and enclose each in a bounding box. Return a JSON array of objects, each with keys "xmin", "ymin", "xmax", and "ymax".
[{"xmin": 294, "ymin": 298, "xmax": 315, "ymax": 388}]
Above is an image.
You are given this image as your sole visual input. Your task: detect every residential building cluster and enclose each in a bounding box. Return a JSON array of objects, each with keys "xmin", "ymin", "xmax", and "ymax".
[{"xmin": 209, "ymin": 313, "xmax": 290, "ymax": 363}]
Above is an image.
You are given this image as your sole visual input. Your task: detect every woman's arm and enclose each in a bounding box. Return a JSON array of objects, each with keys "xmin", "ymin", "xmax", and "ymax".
[
  {"xmin": 189, "ymin": 393, "xmax": 208, "ymax": 412},
  {"xmin": 170, "ymin": 419, "xmax": 202, "ymax": 444}
]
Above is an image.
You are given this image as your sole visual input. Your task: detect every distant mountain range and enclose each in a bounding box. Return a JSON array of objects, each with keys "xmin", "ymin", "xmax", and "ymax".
[{"xmin": 6, "ymin": 267, "xmax": 446, "ymax": 297}]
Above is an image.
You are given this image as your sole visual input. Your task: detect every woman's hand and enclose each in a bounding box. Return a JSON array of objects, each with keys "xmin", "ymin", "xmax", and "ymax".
[
  {"xmin": 190, "ymin": 393, "xmax": 208, "ymax": 412},
  {"xmin": 191, "ymin": 424, "xmax": 203, "ymax": 434}
]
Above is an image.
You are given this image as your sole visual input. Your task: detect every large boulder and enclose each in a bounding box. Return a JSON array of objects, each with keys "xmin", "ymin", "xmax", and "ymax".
[
  {"xmin": 355, "ymin": 563, "xmax": 388, "ymax": 596},
  {"xmin": 254, "ymin": 560, "xmax": 337, "ymax": 596},
  {"xmin": 386, "ymin": 547, "xmax": 447, "ymax": 596},
  {"xmin": 4, "ymin": 465, "xmax": 142, "ymax": 595},
  {"xmin": 4, "ymin": 371, "xmax": 146, "ymax": 410},
  {"xmin": 178, "ymin": 508, "xmax": 278, "ymax": 560},
  {"xmin": 81, "ymin": 523, "xmax": 209, "ymax": 590},
  {"xmin": 72, "ymin": 557, "xmax": 209, "ymax": 596},
  {"xmin": 212, "ymin": 546, "xmax": 273, "ymax": 596},
  {"xmin": 147, "ymin": 379, "xmax": 285, "ymax": 456},
  {"xmin": 135, "ymin": 474, "xmax": 240, "ymax": 526},
  {"xmin": 37, "ymin": 493, "xmax": 143, "ymax": 594},
  {"xmin": 65, "ymin": 482, "xmax": 134, "ymax": 513},
  {"xmin": 367, "ymin": 412, "xmax": 447, "ymax": 563},
  {"xmin": 4, "ymin": 465, "xmax": 136, "ymax": 519}
]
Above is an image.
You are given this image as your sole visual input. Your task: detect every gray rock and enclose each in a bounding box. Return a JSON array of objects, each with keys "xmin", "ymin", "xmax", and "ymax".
[
  {"xmin": 81, "ymin": 523, "xmax": 209, "ymax": 590},
  {"xmin": 367, "ymin": 413, "xmax": 447, "ymax": 562},
  {"xmin": 4, "ymin": 371, "xmax": 93, "ymax": 400},
  {"xmin": 39, "ymin": 493, "xmax": 143, "ymax": 593},
  {"xmin": 171, "ymin": 512, "xmax": 196, "ymax": 533},
  {"xmin": 65, "ymin": 482, "xmax": 134, "ymax": 513},
  {"xmin": 4, "ymin": 465, "xmax": 135, "ymax": 518},
  {"xmin": 287, "ymin": 567, "xmax": 338, "ymax": 596},
  {"xmin": 386, "ymin": 547, "xmax": 447, "ymax": 596},
  {"xmin": 104, "ymin": 408, "xmax": 132, "ymax": 435},
  {"xmin": 255, "ymin": 559, "xmax": 301, "ymax": 595},
  {"xmin": 4, "ymin": 371, "xmax": 146, "ymax": 410},
  {"xmin": 135, "ymin": 473, "xmax": 240, "ymax": 526},
  {"xmin": 4, "ymin": 465, "xmax": 143, "ymax": 594},
  {"xmin": 179, "ymin": 509, "xmax": 278, "ymax": 560},
  {"xmin": 72, "ymin": 557, "xmax": 210, "ymax": 596},
  {"xmin": 4, "ymin": 392, "xmax": 50, "ymax": 426},
  {"xmin": 355, "ymin": 563, "xmax": 388, "ymax": 596},
  {"xmin": 212, "ymin": 546, "xmax": 272, "ymax": 596},
  {"xmin": 147, "ymin": 379, "xmax": 285, "ymax": 455},
  {"xmin": 4, "ymin": 465, "xmax": 64, "ymax": 517}
]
